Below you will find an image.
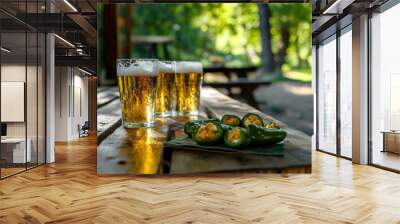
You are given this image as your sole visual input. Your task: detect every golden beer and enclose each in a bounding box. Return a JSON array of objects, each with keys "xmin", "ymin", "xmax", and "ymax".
[
  {"xmin": 175, "ymin": 61, "xmax": 203, "ymax": 115},
  {"xmin": 155, "ymin": 61, "xmax": 176, "ymax": 117},
  {"xmin": 117, "ymin": 59, "xmax": 158, "ymax": 128}
]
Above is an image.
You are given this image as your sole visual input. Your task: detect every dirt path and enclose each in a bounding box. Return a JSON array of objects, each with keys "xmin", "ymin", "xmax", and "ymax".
[{"xmin": 254, "ymin": 81, "xmax": 313, "ymax": 136}]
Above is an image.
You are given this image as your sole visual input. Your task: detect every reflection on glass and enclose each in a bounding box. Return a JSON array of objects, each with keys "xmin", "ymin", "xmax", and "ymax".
[
  {"xmin": 155, "ymin": 61, "xmax": 176, "ymax": 117},
  {"xmin": 371, "ymin": 4, "xmax": 400, "ymax": 171},
  {"xmin": 317, "ymin": 36, "xmax": 337, "ymax": 154},
  {"xmin": 175, "ymin": 61, "xmax": 203, "ymax": 116},
  {"xmin": 340, "ymin": 29, "xmax": 352, "ymax": 158},
  {"xmin": 126, "ymin": 128, "xmax": 164, "ymax": 174}
]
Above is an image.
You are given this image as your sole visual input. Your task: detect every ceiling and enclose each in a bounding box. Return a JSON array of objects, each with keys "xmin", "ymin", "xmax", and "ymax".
[
  {"xmin": 312, "ymin": 0, "xmax": 389, "ymax": 42},
  {"xmin": 0, "ymin": 0, "xmax": 97, "ymax": 72}
]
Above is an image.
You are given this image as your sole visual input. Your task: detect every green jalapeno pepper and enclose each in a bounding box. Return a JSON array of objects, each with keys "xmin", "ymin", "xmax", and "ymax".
[
  {"xmin": 184, "ymin": 121, "xmax": 198, "ymax": 137},
  {"xmin": 224, "ymin": 127, "xmax": 250, "ymax": 148},
  {"xmin": 265, "ymin": 122, "xmax": 280, "ymax": 129},
  {"xmin": 242, "ymin": 113, "xmax": 264, "ymax": 128},
  {"xmin": 192, "ymin": 121, "xmax": 224, "ymax": 145},
  {"xmin": 221, "ymin": 114, "xmax": 241, "ymax": 127},
  {"xmin": 184, "ymin": 118, "xmax": 219, "ymax": 137},
  {"xmin": 220, "ymin": 123, "xmax": 233, "ymax": 132},
  {"xmin": 248, "ymin": 124, "xmax": 287, "ymax": 145}
]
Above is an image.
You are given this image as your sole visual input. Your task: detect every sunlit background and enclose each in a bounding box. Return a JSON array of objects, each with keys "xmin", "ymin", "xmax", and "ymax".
[
  {"xmin": 98, "ymin": 3, "xmax": 313, "ymax": 135},
  {"xmin": 98, "ymin": 3, "xmax": 311, "ymax": 82}
]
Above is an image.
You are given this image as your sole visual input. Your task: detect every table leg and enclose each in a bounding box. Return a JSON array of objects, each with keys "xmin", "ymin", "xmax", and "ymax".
[
  {"xmin": 163, "ymin": 43, "xmax": 170, "ymax": 60},
  {"xmin": 242, "ymin": 86, "xmax": 259, "ymax": 109},
  {"xmin": 150, "ymin": 44, "xmax": 158, "ymax": 58}
]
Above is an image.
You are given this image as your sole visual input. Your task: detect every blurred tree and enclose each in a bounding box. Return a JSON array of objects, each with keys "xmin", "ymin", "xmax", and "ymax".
[
  {"xmin": 269, "ymin": 4, "xmax": 311, "ymax": 74},
  {"xmin": 257, "ymin": 4, "xmax": 274, "ymax": 74},
  {"xmin": 121, "ymin": 3, "xmax": 310, "ymax": 77}
]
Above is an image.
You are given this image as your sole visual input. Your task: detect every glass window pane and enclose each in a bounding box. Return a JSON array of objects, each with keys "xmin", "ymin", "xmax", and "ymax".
[
  {"xmin": 0, "ymin": 0, "xmax": 46, "ymax": 179},
  {"xmin": 371, "ymin": 4, "xmax": 400, "ymax": 171},
  {"xmin": 1, "ymin": 31, "xmax": 27, "ymax": 177},
  {"xmin": 318, "ymin": 36, "xmax": 337, "ymax": 154},
  {"xmin": 339, "ymin": 28, "xmax": 352, "ymax": 158}
]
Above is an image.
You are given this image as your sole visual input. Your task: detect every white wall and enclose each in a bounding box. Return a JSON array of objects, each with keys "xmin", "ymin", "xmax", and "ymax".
[
  {"xmin": 55, "ymin": 67, "xmax": 89, "ymax": 141},
  {"xmin": 1, "ymin": 63, "xmax": 46, "ymax": 164},
  {"xmin": 1, "ymin": 64, "xmax": 26, "ymax": 163},
  {"xmin": 55, "ymin": 66, "xmax": 69, "ymax": 141},
  {"xmin": 1, "ymin": 65, "xmax": 27, "ymax": 138}
]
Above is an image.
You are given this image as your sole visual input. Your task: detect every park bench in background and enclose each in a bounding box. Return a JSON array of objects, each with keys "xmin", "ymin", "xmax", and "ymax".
[
  {"xmin": 204, "ymin": 65, "xmax": 258, "ymax": 79},
  {"xmin": 203, "ymin": 65, "xmax": 271, "ymax": 109},
  {"xmin": 132, "ymin": 35, "xmax": 174, "ymax": 59}
]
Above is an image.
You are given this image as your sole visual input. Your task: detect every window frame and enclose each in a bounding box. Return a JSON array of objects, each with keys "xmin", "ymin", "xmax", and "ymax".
[{"xmin": 314, "ymin": 17, "xmax": 353, "ymax": 160}]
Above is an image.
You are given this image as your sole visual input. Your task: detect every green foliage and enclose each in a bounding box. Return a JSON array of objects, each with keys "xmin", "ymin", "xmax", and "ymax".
[
  {"xmin": 129, "ymin": 3, "xmax": 311, "ymax": 74},
  {"xmin": 269, "ymin": 4, "xmax": 311, "ymax": 72}
]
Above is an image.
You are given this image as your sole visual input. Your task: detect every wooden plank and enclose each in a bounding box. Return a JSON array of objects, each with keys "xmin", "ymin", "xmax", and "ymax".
[
  {"xmin": 97, "ymin": 87, "xmax": 311, "ymax": 175},
  {"xmin": 97, "ymin": 86, "xmax": 119, "ymax": 108},
  {"xmin": 97, "ymin": 95, "xmax": 121, "ymax": 143}
]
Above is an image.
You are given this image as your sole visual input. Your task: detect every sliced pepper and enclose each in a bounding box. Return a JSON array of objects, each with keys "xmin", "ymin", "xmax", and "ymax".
[
  {"xmin": 184, "ymin": 118, "xmax": 219, "ymax": 137},
  {"xmin": 221, "ymin": 114, "xmax": 241, "ymax": 127},
  {"xmin": 242, "ymin": 113, "xmax": 264, "ymax": 128},
  {"xmin": 221, "ymin": 123, "xmax": 233, "ymax": 132},
  {"xmin": 265, "ymin": 122, "xmax": 280, "ymax": 129},
  {"xmin": 183, "ymin": 121, "xmax": 200, "ymax": 137},
  {"xmin": 192, "ymin": 121, "xmax": 224, "ymax": 145},
  {"xmin": 248, "ymin": 124, "xmax": 287, "ymax": 145},
  {"xmin": 224, "ymin": 127, "xmax": 250, "ymax": 148}
]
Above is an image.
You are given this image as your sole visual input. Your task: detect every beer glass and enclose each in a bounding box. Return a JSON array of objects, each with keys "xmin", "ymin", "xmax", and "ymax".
[
  {"xmin": 175, "ymin": 61, "xmax": 203, "ymax": 116},
  {"xmin": 116, "ymin": 59, "xmax": 158, "ymax": 128},
  {"xmin": 155, "ymin": 61, "xmax": 176, "ymax": 117}
]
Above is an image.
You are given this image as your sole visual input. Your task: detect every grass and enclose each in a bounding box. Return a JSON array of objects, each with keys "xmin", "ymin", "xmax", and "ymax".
[
  {"xmin": 282, "ymin": 69, "xmax": 312, "ymax": 83},
  {"xmin": 261, "ymin": 69, "xmax": 312, "ymax": 84}
]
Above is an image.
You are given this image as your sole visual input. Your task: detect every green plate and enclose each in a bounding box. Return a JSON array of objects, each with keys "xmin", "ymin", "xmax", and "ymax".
[{"xmin": 164, "ymin": 137, "xmax": 284, "ymax": 157}]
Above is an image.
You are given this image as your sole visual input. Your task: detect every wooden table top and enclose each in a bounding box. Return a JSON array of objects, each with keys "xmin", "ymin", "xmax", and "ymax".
[{"xmin": 97, "ymin": 87, "xmax": 311, "ymax": 175}]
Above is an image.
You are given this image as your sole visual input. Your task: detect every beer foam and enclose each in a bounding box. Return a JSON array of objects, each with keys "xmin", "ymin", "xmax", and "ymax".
[
  {"xmin": 117, "ymin": 59, "xmax": 158, "ymax": 76},
  {"xmin": 175, "ymin": 61, "xmax": 203, "ymax": 74},
  {"xmin": 158, "ymin": 61, "xmax": 175, "ymax": 73}
]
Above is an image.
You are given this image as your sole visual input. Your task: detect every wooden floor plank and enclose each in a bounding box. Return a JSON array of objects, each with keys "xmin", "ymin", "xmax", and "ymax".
[{"xmin": 0, "ymin": 135, "xmax": 400, "ymax": 223}]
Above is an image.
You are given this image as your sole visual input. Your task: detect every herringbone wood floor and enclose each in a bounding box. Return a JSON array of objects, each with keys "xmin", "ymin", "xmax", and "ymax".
[{"xmin": 1, "ymin": 136, "xmax": 400, "ymax": 224}]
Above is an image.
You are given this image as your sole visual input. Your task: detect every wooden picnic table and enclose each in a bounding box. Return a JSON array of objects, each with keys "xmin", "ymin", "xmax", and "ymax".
[
  {"xmin": 132, "ymin": 35, "xmax": 174, "ymax": 60},
  {"xmin": 203, "ymin": 65, "xmax": 269, "ymax": 109},
  {"xmin": 203, "ymin": 78, "xmax": 271, "ymax": 109},
  {"xmin": 204, "ymin": 65, "xmax": 258, "ymax": 79},
  {"xmin": 97, "ymin": 87, "xmax": 311, "ymax": 175}
]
